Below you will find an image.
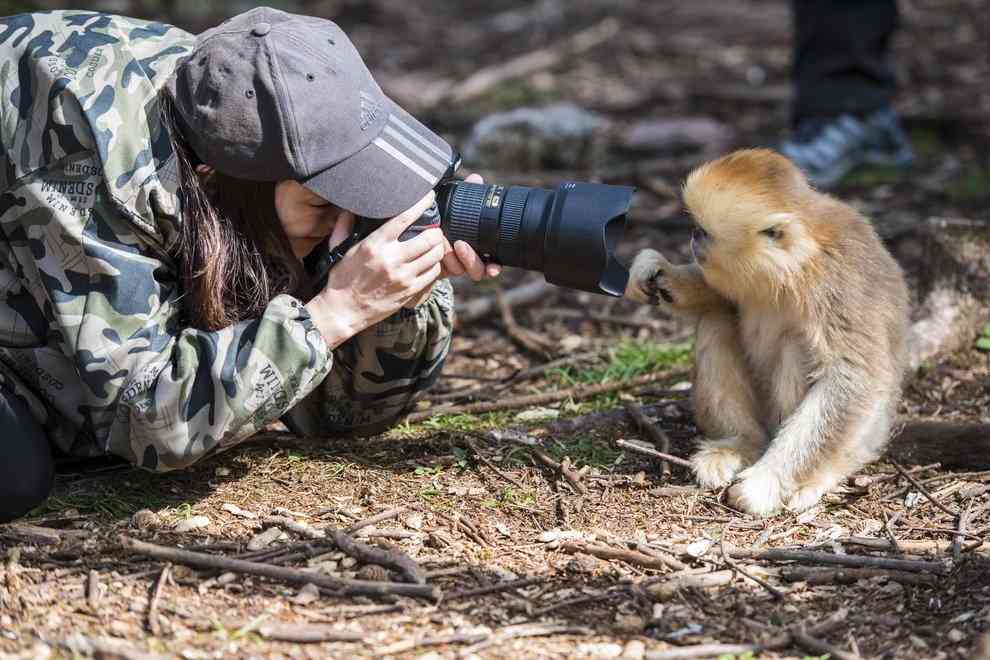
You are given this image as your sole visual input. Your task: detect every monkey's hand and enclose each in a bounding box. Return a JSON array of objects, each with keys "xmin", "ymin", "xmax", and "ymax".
[{"xmin": 626, "ymin": 249, "xmax": 730, "ymax": 316}]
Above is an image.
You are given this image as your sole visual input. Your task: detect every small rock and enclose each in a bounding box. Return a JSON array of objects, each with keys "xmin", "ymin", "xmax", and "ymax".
[
  {"xmin": 314, "ymin": 561, "xmax": 339, "ymax": 574},
  {"xmin": 560, "ymin": 335, "xmax": 584, "ymax": 352},
  {"xmin": 131, "ymin": 509, "xmax": 160, "ymax": 529},
  {"xmin": 356, "ymin": 565, "xmax": 390, "ymax": 582},
  {"xmin": 685, "ymin": 539, "xmax": 712, "ymax": 558},
  {"xmin": 495, "ymin": 522, "xmax": 512, "ymax": 537},
  {"xmin": 247, "ymin": 526, "xmax": 283, "ymax": 551},
  {"xmin": 404, "ymin": 512, "xmax": 425, "ymax": 530},
  {"xmin": 880, "ymin": 581, "xmax": 904, "ymax": 596},
  {"xmin": 173, "ymin": 516, "xmax": 210, "ymax": 533},
  {"xmin": 340, "ymin": 557, "xmax": 357, "ymax": 569},
  {"xmin": 216, "ymin": 572, "xmax": 238, "ymax": 585},
  {"xmin": 910, "ymin": 635, "xmax": 928, "ymax": 649},
  {"xmin": 621, "ymin": 640, "xmax": 645, "ymax": 660},
  {"xmin": 566, "ymin": 553, "xmax": 601, "ymax": 575},
  {"xmin": 214, "ymin": 467, "xmax": 231, "ymax": 477},
  {"xmin": 221, "ymin": 503, "xmax": 257, "ymax": 519},
  {"xmin": 670, "ymin": 381, "xmax": 692, "ymax": 391},
  {"xmin": 515, "ymin": 407, "xmax": 560, "ymax": 422},
  {"xmin": 575, "ymin": 642, "xmax": 623, "ymax": 658},
  {"xmin": 947, "ymin": 629, "xmax": 965, "ymax": 644},
  {"xmin": 292, "ymin": 583, "xmax": 320, "ymax": 605},
  {"xmin": 614, "ymin": 614, "xmax": 645, "ymax": 634},
  {"xmin": 537, "ymin": 529, "xmax": 584, "ymax": 543}
]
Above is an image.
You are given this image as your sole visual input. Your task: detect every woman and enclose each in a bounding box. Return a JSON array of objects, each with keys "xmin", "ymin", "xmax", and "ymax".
[{"xmin": 0, "ymin": 7, "xmax": 498, "ymax": 522}]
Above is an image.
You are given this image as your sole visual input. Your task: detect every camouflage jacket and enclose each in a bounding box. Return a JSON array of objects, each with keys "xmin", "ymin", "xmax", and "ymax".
[{"xmin": 0, "ymin": 11, "xmax": 453, "ymax": 471}]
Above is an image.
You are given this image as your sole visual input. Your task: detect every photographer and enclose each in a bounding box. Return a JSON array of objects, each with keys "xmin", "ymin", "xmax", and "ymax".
[{"xmin": 0, "ymin": 7, "xmax": 499, "ymax": 522}]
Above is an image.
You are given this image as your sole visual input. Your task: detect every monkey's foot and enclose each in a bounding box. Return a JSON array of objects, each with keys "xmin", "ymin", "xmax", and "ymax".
[
  {"xmin": 784, "ymin": 484, "xmax": 826, "ymax": 513},
  {"xmin": 726, "ymin": 464, "xmax": 786, "ymax": 518},
  {"xmin": 690, "ymin": 440, "xmax": 746, "ymax": 488},
  {"xmin": 626, "ymin": 249, "xmax": 673, "ymax": 305}
]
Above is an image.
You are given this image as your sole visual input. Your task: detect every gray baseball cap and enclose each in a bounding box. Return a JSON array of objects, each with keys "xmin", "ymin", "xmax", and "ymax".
[{"xmin": 169, "ymin": 7, "xmax": 455, "ymax": 218}]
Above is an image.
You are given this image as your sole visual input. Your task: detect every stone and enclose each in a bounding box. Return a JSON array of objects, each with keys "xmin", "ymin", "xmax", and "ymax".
[
  {"xmin": 173, "ymin": 516, "xmax": 210, "ymax": 533},
  {"xmin": 617, "ymin": 117, "xmax": 733, "ymax": 154}
]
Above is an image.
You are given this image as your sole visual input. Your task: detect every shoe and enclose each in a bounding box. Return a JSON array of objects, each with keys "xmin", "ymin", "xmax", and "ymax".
[{"xmin": 779, "ymin": 106, "xmax": 915, "ymax": 189}]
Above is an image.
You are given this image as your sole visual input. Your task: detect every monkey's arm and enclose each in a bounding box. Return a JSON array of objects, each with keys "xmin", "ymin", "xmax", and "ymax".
[{"xmin": 626, "ymin": 249, "xmax": 732, "ymax": 316}]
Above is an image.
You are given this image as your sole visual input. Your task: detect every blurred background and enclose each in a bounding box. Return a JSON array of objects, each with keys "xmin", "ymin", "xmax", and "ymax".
[{"xmin": 4, "ymin": 1, "xmax": 986, "ymax": 240}]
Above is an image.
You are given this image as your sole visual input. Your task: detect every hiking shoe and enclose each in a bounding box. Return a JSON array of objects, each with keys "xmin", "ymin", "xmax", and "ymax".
[{"xmin": 779, "ymin": 106, "xmax": 915, "ymax": 189}]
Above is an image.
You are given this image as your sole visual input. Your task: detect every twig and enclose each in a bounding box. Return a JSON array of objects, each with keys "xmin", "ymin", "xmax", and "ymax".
[
  {"xmin": 497, "ymin": 430, "xmax": 588, "ymax": 495},
  {"xmin": 254, "ymin": 622, "xmax": 365, "ymax": 643},
  {"xmin": 459, "ymin": 623, "xmax": 590, "ymax": 657},
  {"xmin": 530, "ymin": 589, "xmax": 626, "ymax": 617},
  {"xmin": 456, "ymin": 279, "xmax": 555, "ymax": 324},
  {"xmin": 644, "ymin": 644, "xmax": 762, "ymax": 660},
  {"xmin": 745, "ymin": 548, "xmax": 947, "ymax": 573},
  {"xmin": 120, "ymin": 536, "xmax": 438, "ymax": 600},
  {"xmin": 560, "ymin": 541, "xmax": 684, "ymax": 572},
  {"xmin": 465, "ymin": 438, "xmax": 526, "ymax": 490},
  {"xmin": 779, "ymin": 566, "xmax": 936, "ymax": 586},
  {"xmin": 891, "ymin": 460, "xmax": 959, "ymax": 517},
  {"xmin": 882, "ymin": 511, "xmax": 903, "ymax": 554},
  {"xmin": 497, "ymin": 288, "xmax": 556, "ymax": 355},
  {"xmin": 445, "ymin": 576, "xmax": 545, "ymax": 601},
  {"xmin": 790, "ymin": 626, "xmax": 862, "ymax": 660},
  {"xmin": 630, "ymin": 543, "xmax": 690, "ymax": 572},
  {"xmin": 147, "ymin": 564, "xmax": 170, "ymax": 636},
  {"xmin": 377, "ymin": 632, "xmax": 489, "ymax": 657},
  {"xmin": 532, "ymin": 307, "xmax": 661, "ymax": 330},
  {"xmin": 615, "ymin": 438, "xmax": 693, "ymax": 469},
  {"xmin": 423, "ymin": 17, "xmax": 620, "ymax": 106},
  {"xmin": 497, "ymin": 350, "xmax": 604, "ymax": 389},
  {"xmin": 86, "ymin": 569, "xmax": 100, "ymax": 609},
  {"xmin": 328, "ymin": 529, "xmax": 426, "ymax": 585},
  {"xmin": 953, "ymin": 498, "xmax": 974, "ymax": 561},
  {"xmin": 345, "ymin": 507, "xmax": 407, "ymax": 535},
  {"xmin": 407, "ymin": 369, "xmax": 688, "ymax": 423},
  {"xmin": 625, "ymin": 404, "xmax": 674, "ymax": 476},
  {"xmin": 720, "ymin": 533, "xmax": 785, "ymax": 600},
  {"xmin": 261, "ymin": 516, "xmax": 325, "ymax": 540}
]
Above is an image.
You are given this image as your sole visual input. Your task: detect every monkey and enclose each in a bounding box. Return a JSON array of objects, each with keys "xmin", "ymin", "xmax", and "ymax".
[{"xmin": 626, "ymin": 149, "xmax": 910, "ymax": 517}]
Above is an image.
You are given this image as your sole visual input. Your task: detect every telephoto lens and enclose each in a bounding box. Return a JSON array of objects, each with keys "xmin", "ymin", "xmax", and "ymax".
[{"xmin": 436, "ymin": 180, "xmax": 633, "ymax": 297}]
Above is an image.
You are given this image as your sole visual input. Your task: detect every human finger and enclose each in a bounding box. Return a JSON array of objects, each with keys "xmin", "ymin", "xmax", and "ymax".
[
  {"xmin": 453, "ymin": 240, "xmax": 486, "ymax": 281},
  {"xmin": 376, "ymin": 190, "xmax": 436, "ymax": 241}
]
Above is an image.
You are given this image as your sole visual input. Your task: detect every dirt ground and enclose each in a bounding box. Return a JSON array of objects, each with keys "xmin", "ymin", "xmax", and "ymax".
[{"xmin": 1, "ymin": 1, "xmax": 989, "ymax": 659}]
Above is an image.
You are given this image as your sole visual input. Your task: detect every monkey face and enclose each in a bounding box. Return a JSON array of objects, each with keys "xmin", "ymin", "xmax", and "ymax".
[{"xmin": 682, "ymin": 149, "xmax": 820, "ymax": 304}]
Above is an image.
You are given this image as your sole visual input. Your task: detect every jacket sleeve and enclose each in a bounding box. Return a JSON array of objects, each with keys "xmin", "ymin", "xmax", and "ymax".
[
  {"xmin": 0, "ymin": 161, "xmax": 333, "ymax": 471},
  {"xmin": 282, "ymin": 278, "xmax": 454, "ymax": 437}
]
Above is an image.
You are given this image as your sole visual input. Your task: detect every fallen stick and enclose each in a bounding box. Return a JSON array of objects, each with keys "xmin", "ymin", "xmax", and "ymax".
[
  {"xmin": 745, "ymin": 548, "xmax": 947, "ymax": 573},
  {"xmin": 407, "ymin": 369, "xmax": 688, "ymax": 423},
  {"xmin": 779, "ymin": 566, "xmax": 937, "ymax": 586},
  {"xmin": 429, "ymin": 18, "xmax": 620, "ymax": 106},
  {"xmin": 497, "ymin": 287, "xmax": 556, "ymax": 356},
  {"xmin": 530, "ymin": 589, "xmax": 626, "ymax": 617},
  {"xmin": 500, "ymin": 431, "xmax": 588, "ymax": 496},
  {"xmin": 456, "ymin": 280, "xmax": 555, "ymax": 325},
  {"xmin": 953, "ymin": 498, "xmax": 974, "ymax": 561},
  {"xmin": 328, "ymin": 529, "xmax": 426, "ymax": 585},
  {"xmin": 839, "ymin": 535, "xmax": 983, "ymax": 554},
  {"xmin": 120, "ymin": 536, "xmax": 438, "ymax": 600},
  {"xmin": 647, "ymin": 566, "xmax": 778, "ymax": 601},
  {"xmin": 254, "ymin": 622, "xmax": 365, "ymax": 643},
  {"xmin": 146, "ymin": 564, "xmax": 170, "ymax": 636},
  {"xmin": 891, "ymin": 460, "xmax": 959, "ymax": 517},
  {"xmin": 377, "ymin": 632, "xmax": 490, "ymax": 656},
  {"xmin": 790, "ymin": 626, "xmax": 862, "ymax": 660},
  {"xmin": 459, "ymin": 623, "xmax": 591, "ymax": 656},
  {"xmin": 721, "ymin": 535, "xmax": 785, "ymax": 600},
  {"xmin": 345, "ymin": 507, "xmax": 407, "ymax": 535},
  {"xmin": 86, "ymin": 570, "xmax": 100, "ymax": 609},
  {"xmin": 560, "ymin": 541, "xmax": 684, "ymax": 572},
  {"xmin": 465, "ymin": 437, "xmax": 526, "ymax": 490},
  {"xmin": 615, "ymin": 438, "xmax": 694, "ymax": 469},
  {"xmin": 625, "ymin": 404, "xmax": 674, "ymax": 476},
  {"xmin": 645, "ymin": 644, "xmax": 762, "ymax": 659},
  {"xmin": 630, "ymin": 543, "xmax": 690, "ymax": 572},
  {"xmin": 444, "ymin": 576, "xmax": 545, "ymax": 601},
  {"xmin": 262, "ymin": 516, "xmax": 325, "ymax": 540}
]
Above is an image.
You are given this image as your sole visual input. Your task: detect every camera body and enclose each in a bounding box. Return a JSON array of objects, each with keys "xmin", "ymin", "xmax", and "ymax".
[{"xmin": 306, "ymin": 156, "xmax": 634, "ymax": 298}]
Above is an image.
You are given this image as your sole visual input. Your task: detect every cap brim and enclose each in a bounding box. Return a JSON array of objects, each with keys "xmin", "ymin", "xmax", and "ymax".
[{"xmin": 302, "ymin": 98, "xmax": 454, "ymax": 219}]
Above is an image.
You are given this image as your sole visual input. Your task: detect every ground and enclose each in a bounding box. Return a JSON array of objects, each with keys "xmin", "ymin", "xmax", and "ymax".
[{"xmin": 1, "ymin": 0, "xmax": 989, "ymax": 659}]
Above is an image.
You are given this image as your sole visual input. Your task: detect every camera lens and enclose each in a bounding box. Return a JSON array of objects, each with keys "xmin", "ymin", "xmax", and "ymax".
[{"xmin": 436, "ymin": 180, "xmax": 634, "ymax": 297}]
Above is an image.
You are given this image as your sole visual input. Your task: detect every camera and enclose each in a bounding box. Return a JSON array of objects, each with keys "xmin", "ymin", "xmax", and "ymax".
[{"xmin": 306, "ymin": 153, "xmax": 634, "ymax": 298}]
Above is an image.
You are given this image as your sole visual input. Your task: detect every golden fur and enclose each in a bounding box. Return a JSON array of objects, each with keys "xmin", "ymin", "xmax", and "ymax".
[{"xmin": 627, "ymin": 149, "xmax": 910, "ymax": 516}]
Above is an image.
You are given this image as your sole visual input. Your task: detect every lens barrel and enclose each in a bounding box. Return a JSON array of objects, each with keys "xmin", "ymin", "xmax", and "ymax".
[{"xmin": 437, "ymin": 180, "xmax": 633, "ymax": 297}]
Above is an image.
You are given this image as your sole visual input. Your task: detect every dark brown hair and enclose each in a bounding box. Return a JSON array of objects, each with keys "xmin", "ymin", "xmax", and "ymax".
[{"xmin": 159, "ymin": 92, "xmax": 305, "ymax": 331}]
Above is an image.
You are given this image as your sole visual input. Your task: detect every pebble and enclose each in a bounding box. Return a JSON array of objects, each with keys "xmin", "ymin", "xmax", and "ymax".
[
  {"xmin": 221, "ymin": 502, "xmax": 257, "ymax": 519},
  {"xmin": 621, "ymin": 640, "xmax": 645, "ymax": 660},
  {"xmin": 173, "ymin": 515, "xmax": 210, "ymax": 533},
  {"xmin": 247, "ymin": 526, "xmax": 283, "ymax": 551},
  {"xmin": 292, "ymin": 583, "xmax": 320, "ymax": 605},
  {"xmin": 131, "ymin": 509, "xmax": 160, "ymax": 529},
  {"xmin": 575, "ymin": 642, "xmax": 623, "ymax": 658},
  {"xmin": 947, "ymin": 629, "xmax": 965, "ymax": 643},
  {"xmin": 340, "ymin": 557, "xmax": 357, "ymax": 569}
]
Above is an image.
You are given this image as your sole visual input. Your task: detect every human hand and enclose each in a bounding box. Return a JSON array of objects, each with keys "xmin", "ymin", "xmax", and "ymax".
[
  {"xmin": 402, "ymin": 173, "xmax": 502, "ymax": 309},
  {"xmin": 306, "ymin": 191, "xmax": 444, "ymax": 347}
]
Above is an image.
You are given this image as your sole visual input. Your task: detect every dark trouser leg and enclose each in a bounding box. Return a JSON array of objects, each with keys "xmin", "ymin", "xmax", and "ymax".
[
  {"xmin": 792, "ymin": 0, "xmax": 899, "ymax": 122},
  {"xmin": 0, "ymin": 389, "xmax": 54, "ymax": 523}
]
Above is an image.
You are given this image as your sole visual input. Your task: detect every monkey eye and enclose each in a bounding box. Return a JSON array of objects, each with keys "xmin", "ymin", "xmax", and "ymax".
[{"xmin": 761, "ymin": 226, "xmax": 784, "ymax": 240}]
